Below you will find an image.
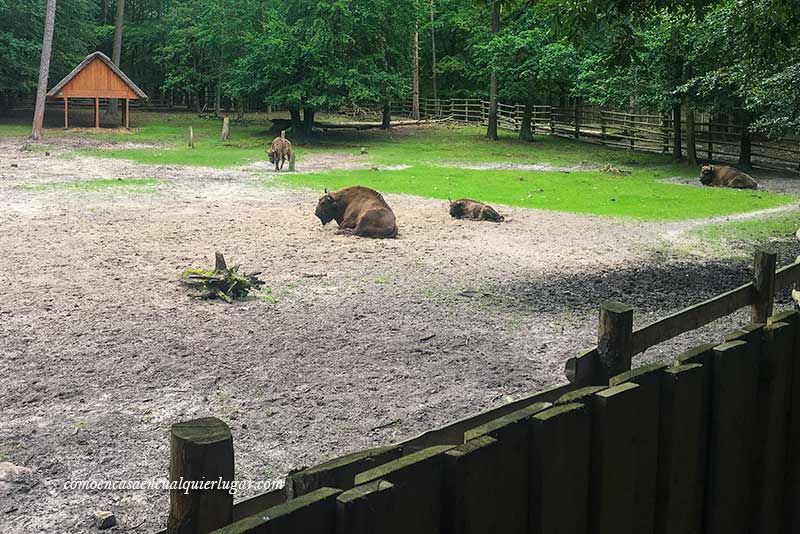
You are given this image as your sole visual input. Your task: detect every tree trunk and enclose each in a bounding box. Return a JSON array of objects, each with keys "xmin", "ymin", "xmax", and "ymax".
[
  {"xmin": 31, "ymin": 0, "xmax": 57, "ymax": 140},
  {"xmin": 109, "ymin": 0, "xmax": 125, "ymax": 116},
  {"xmin": 221, "ymin": 116, "xmax": 230, "ymax": 141},
  {"xmin": 289, "ymin": 106, "xmax": 301, "ymax": 134},
  {"xmin": 381, "ymin": 100, "xmax": 391, "ymax": 130},
  {"xmin": 430, "ymin": 0, "xmax": 437, "ymax": 107},
  {"xmin": 672, "ymin": 104, "xmax": 682, "ymax": 160},
  {"xmin": 303, "ymin": 107, "xmax": 315, "ymax": 137},
  {"xmin": 485, "ymin": 1, "xmax": 500, "ymax": 141},
  {"xmin": 214, "ymin": 84, "xmax": 221, "ymax": 117},
  {"xmin": 412, "ymin": 28, "xmax": 420, "ymax": 120},
  {"xmin": 686, "ymin": 104, "xmax": 697, "ymax": 166},
  {"xmin": 102, "ymin": 0, "xmax": 107, "ymax": 24},
  {"xmin": 519, "ymin": 89, "xmax": 533, "ymax": 142},
  {"xmin": 738, "ymin": 110, "xmax": 752, "ymax": 168}
]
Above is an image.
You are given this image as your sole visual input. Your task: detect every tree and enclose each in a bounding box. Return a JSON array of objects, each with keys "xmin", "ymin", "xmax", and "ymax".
[
  {"xmin": 32, "ymin": 0, "xmax": 57, "ymax": 140},
  {"xmin": 485, "ymin": 0, "xmax": 501, "ymax": 140},
  {"xmin": 108, "ymin": 0, "xmax": 125, "ymax": 115}
]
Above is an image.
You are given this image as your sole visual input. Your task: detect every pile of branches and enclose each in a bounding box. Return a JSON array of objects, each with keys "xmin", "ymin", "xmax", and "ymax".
[{"xmin": 181, "ymin": 252, "xmax": 264, "ymax": 303}]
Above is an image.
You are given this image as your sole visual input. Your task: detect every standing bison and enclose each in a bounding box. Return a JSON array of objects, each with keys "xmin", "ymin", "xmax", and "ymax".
[
  {"xmin": 448, "ymin": 199, "xmax": 505, "ymax": 222},
  {"xmin": 699, "ymin": 165, "xmax": 758, "ymax": 190},
  {"xmin": 267, "ymin": 137, "xmax": 294, "ymax": 171},
  {"xmin": 315, "ymin": 186, "xmax": 398, "ymax": 238}
]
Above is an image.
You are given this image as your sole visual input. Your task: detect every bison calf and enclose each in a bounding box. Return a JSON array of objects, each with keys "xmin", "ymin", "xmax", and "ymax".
[
  {"xmin": 449, "ymin": 199, "xmax": 504, "ymax": 222},
  {"xmin": 315, "ymin": 186, "xmax": 398, "ymax": 238},
  {"xmin": 699, "ymin": 165, "xmax": 758, "ymax": 190},
  {"xmin": 267, "ymin": 137, "xmax": 294, "ymax": 171}
]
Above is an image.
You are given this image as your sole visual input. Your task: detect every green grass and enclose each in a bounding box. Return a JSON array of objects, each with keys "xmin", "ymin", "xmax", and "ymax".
[
  {"xmin": 695, "ymin": 210, "xmax": 800, "ymax": 244},
  {"xmin": 21, "ymin": 177, "xmax": 160, "ymax": 192},
  {"xmin": 277, "ymin": 164, "xmax": 793, "ymax": 221}
]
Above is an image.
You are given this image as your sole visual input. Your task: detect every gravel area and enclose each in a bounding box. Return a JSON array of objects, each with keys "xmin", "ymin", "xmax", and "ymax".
[{"xmin": 1, "ymin": 134, "xmax": 798, "ymax": 533}]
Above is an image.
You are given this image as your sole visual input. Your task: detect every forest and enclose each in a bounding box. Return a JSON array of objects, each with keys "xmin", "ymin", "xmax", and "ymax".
[{"xmin": 1, "ymin": 0, "xmax": 799, "ymax": 143}]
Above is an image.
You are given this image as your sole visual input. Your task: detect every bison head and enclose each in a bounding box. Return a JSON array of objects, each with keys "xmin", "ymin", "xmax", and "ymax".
[
  {"xmin": 448, "ymin": 200, "xmax": 465, "ymax": 218},
  {"xmin": 268, "ymin": 149, "xmax": 278, "ymax": 165},
  {"xmin": 315, "ymin": 189, "xmax": 338, "ymax": 225},
  {"xmin": 699, "ymin": 165, "xmax": 715, "ymax": 186}
]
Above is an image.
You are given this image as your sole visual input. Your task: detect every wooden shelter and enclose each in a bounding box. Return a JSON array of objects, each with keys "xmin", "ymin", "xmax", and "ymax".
[{"xmin": 46, "ymin": 51, "xmax": 147, "ymax": 129}]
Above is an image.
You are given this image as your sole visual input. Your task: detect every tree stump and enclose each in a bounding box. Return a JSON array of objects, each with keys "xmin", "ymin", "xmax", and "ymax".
[
  {"xmin": 188, "ymin": 126, "xmax": 195, "ymax": 149},
  {"xmin": 221, "ymin": 117, "xmax": 230, "ymax": 141},
  {"xmin": 167, "ymin": 417, "xmax": 234, "ymax": 534}
]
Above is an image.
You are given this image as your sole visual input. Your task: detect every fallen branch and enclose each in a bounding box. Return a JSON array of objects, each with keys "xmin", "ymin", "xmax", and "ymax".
[{"xmin": 181, "ymin": 252, "xmax": 264, "ymax": 303}]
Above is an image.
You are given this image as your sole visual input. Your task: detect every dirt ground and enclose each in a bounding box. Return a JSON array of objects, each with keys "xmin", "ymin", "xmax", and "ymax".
[{"xmin": 1, "ymin": 133, "xmax": 799, "ymax": 533}]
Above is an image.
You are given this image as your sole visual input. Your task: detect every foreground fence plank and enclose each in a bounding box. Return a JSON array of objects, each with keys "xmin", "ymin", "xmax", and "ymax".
[
  {"xmin": 610, "ymin": 363, "xmax": 666, "ymax": 534},
  {"xmin": 778, "ymin": 311, "xmax": 800, "ymax": 531},
  {"xmin": 655, "ymin": 363, "xmax": 707, "ymax": 534},
  {"xmin": 529, "ymin": 403, "xmax": 591, "ymax": 534},
  {"xmin": 751, "ymin": 320, "xmax": 793, "ymax": 534},
  {"xmin": 211, "ymin": 487, "xmax": 340, "ymax": 534},
  {"xmin": 706, "ymin": 340, "xmax": 759, "ymax": 534},
  {"xmin": 588, "ymin": 382, "xmax": 641, "ymax": 534},
  {"xmin": 335, "ymin": 480, "xmax": 394, "ymax": 534},
  {"xmin": 168, "ymin": 417, "xmax": 235, "ymax": 534},
  {"xmin": 285, "ymin": 445, "xmax": 402, "ymax": 498},
  {"xmin": 463, "ymin": 402, "xmax": 552, "ymax": 534},
  {"xmin": 354, "ymin": 445, "xmax": 454, "ymax": 534},
  {"xmin": 442, "ymin": 436, "xmax": 502, "ymax": 534}
]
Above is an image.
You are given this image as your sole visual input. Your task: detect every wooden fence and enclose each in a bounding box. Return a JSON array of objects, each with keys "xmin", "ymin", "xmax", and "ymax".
[
  {"xmin": 390, "ymin": 98, "xmax": 800, "ymax": 172},
  {"xmin": 159, "ymin": 247, "xmax": 800, "ymax": 534}
]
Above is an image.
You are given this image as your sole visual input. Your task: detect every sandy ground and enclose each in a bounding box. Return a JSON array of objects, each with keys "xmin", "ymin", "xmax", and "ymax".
[{"xmin": 1, "ymin": 133, "xmax": 799, "ymax": 533}]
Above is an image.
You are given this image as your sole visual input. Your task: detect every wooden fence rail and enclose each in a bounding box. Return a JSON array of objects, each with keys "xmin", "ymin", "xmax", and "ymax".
[
  {"xmin": 389, "ymin": 98, "xmax": 800, "ymax": 172},
  {"xmin": 159, "ymin": 247, "xmax": 800, "ymax": 534}
]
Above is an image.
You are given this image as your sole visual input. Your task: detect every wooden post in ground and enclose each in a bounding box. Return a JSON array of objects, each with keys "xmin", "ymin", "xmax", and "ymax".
[
  {"xmin": 124, "ymin": 98, "xmax": 129, "ymax": 129},
  {"xmin": 597, "ymin": 301, "xmax": 634, "ymax": 381},
  {"xmin": 600, "ymin": 112, "xmax": 607, "ymax": 145},
  {"xmin": 188, "ymin": 126, "xmax": 194, "ymax": 149},
  {"xmin": 752, "ymin": 248, "xmax": 777, "ymax": 323},
  {"xmin": 167, "ymin": 417, "xmax": 234, "ymax": 534},
  {"xmin": 95, "ymin": 97, "xmax": 100, "ymax": 128},
  {"xmin": 63, "ymin": 98, "xmax": 68, "ymax": 129}
]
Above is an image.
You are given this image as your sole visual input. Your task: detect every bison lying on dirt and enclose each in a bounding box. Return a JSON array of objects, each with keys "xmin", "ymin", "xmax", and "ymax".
[
  {"xmin": 267, "ymin": 137, "xmax": 294, "ymax": 171},
  {"xmin": 449, "ymin": 199, "xmax": 505, "ymax": 222},
  {"xmin": 699, "ymin": 165, "xmax": 758, "ymax": 190},
  {"xmin": 315, "ymin": 186, "xmax": 398, "ymax": 238}
]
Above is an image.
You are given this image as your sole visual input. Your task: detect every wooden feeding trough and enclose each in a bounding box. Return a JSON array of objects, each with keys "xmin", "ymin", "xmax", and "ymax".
[{"xmin": 46, "ymin": 51, "xmax": 148, "ymax": 129}]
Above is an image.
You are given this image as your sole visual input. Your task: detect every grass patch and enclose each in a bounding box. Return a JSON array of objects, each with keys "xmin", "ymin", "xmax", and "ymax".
[
  {"xmin": 694, "ymin": 210, "xmax": 800, "ymax": 245},
  {"xmin": 21, "ymin": 177, "xmax": 160, "ymax": 192},
  {"xmin": 277, "ymin": 164, "xmax": 793, "ymax": 221}
]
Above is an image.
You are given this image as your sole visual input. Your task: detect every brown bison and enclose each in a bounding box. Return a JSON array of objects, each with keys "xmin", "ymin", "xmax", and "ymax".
[
  {"xmin": 449, "ymin": 199, "xmax": 505, "ymax": 222},
  {"xmin": 699, "ymin": 165, "xmax": 758, "ymax": 190},
  {"xmin": 267, "ymin": 137, "xmax": 294, "ymax": 171},
  {"xmin": 315, "ymin": 186, "xmax": 398, "ymax": 238}
]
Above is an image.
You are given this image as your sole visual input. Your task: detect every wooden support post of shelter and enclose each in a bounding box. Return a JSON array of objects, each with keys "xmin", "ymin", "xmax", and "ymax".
[{"xmin": 46, "ymin": 51, "xmax": 147, "ymax": 130}]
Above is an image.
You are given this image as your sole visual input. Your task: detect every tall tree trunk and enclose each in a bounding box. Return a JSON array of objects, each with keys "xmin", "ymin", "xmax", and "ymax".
[
  {"xmin": 303, "ymin": 107, "xmax": 315, "ymax": 138},
  {"xmin": 486, "ymin": 1, "xmax": 500, "ymax": 141},
  {"xmin": 214, "ymin": 84, "xmax": 221, "ymax": 117},
  {"xmin": 430, "ymin": 0, "xmax": 437, "ymax": 111},
  {"xmin": 31, "ymin": 0, "xmax": 57, "ymax": 140},
  {"xmin": 738, "ymin": 110, "xmax": 752, "ymax": 168},
  {"xmin": 672, "ymin": 103, "xmax": 682, "ymax": 160},
  {"xmin": 102, "ymin": 0, "xmax": 107, "ymax": 24},
  {"xmin": 519, "ymin": 83, "xmax": 534, "ymax": 141},
  {"xmin": 686, "ymin": 104, "xmax": 697, "ymax": 166},
  {"xmin": 412, "ymin": 27, "xmax": 420, "ymax": 120},
  {"xmin": 381, "ymin": 100, "xmax": 391, "ymax": 130},
  {"xmin": 109, "ymin": 0, "xmax": 125, "ymax": 116},
  {"xmin": 290, "ymin": 106, "xmax": 302, "ymax": 134}
]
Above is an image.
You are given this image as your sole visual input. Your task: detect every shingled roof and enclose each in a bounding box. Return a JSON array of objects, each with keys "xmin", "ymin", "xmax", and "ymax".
[{"xmin": 47, "ymin": 51, "xmax": 148, "ymax": 99}]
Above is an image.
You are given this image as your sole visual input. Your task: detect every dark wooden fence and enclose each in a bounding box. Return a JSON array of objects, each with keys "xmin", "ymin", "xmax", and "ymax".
[
  {"xmin": 159, "ymin": 247, "xmax": 800, "ymax": 534},
  {"xmin": 391, "ymin": 98, "xmax": 800, "ymax": 172}
]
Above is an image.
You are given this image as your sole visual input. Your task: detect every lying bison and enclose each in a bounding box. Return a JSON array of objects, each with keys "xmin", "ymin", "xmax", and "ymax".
[
  {"xmin": 449, "ymin": 199, "xmax": 504, "ymax": 222},
  {"xmin": 700, "ymin": 165, "xmax": 758, "ymax": 190},
  {"xmin": 315, "ymin": 186, "xmax": 398, "ymax": 238},
  {"xmin": 267, "ymin": 137, "xmax": 294, "ymax": 171}
]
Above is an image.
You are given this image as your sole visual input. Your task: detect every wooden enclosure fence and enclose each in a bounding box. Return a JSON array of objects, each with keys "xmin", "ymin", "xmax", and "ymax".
[
  {"xmin": 390, "ymin": 98, "xmax": 800, "ymax": 172},
  {"xmin": 159, "ymin": 247, "xmax": 800, "ymax": 534}
]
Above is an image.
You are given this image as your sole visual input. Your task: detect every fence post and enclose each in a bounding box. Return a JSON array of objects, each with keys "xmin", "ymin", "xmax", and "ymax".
[
  {"xmin": 601, "ymin": 112, "xmax": 607, "ymax": 145},
  {"xmin": 661, "ymin": 113, "xmax": 670, "ymax": 153},
  {"xmin": 752, "ymin": 248, "xmax": 777, "ymax": 323},
  {"xmin": 574, "ymin": 102, "xmax": 580, "ymax": 139},
  {"xmin": 597, "ymin": 301, "xmax": 634, "ymax": 381},
  {"xmin": 167, "ymin": 417, "xmax": 234, "ymax": 534}
]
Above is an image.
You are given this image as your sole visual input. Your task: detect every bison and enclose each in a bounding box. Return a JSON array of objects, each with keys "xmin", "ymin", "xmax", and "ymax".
[
  {"xmin": 314, "ymin": 186, "xmax": 398, "ymax": 238},
  {"xmin": 448, "ymin": 199, "xmax": 504, "ymax": 222},
  {"xmin": 699, "ymin": 165, "xmax": 758, "ymax": 190},
  {"xmin": 267, "ymin": 137, "xmax": 294, "ymax": 171}
]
